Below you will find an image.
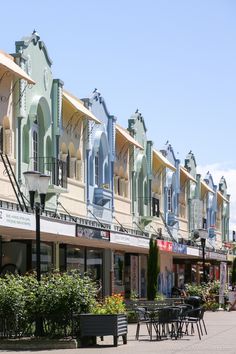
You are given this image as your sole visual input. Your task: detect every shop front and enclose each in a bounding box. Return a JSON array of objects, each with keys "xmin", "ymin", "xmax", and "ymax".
[
  {"xmin": 0, "ymin": 207, "xmax": 74, "ymax": 275},
  {"xmin": 111, "ymin": 232, "xmax": 149, "ymax": 299},
  {"xmin": 172, "ymin": 246, "xmax": 228, "ymax": 286}
]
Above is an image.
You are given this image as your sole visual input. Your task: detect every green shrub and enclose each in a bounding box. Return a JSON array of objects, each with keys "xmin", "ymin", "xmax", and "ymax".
[
  {"xmin": 185, "ymin": 280, "xmax": 224, "ymax": 311},
  {"xmin": 0, "ymin": 271, "xmax": 97, "ymax": 338}
]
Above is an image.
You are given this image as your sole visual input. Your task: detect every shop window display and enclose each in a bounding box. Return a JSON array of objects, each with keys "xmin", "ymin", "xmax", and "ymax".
[
  {"xmin": 32, "ymin": 242, "xmax": 52, "ymax": 273},
  {"xmin": 114, "ymin": 252, "xmax": 125, "ymax": 294},
  {"xmin": 86, "ymin": 248, "xmax": 103, "ymax": 282},
  {"xmin": 1, "ymin": 241, "xmax": 27, "ymax": 274},
  {"xmin": 66, "ymin": 245, "xmax": 84, "ymax": 273}
]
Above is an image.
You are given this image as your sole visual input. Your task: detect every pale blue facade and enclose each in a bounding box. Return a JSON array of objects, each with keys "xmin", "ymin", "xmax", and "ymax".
[
  {"xmin": 84, "ymin": 90, "xmax": 116, "ymax": 223},
  {"xmin": 128, "ymin": 110, "xmax": 152, "ymax": 223},
  {"xmin": 160, "ymin": 142, "xmax": 180, "ymax": 240},
  {"xmin": 203, "ymin": 172, "xmax": 217, "ymax": 231}
]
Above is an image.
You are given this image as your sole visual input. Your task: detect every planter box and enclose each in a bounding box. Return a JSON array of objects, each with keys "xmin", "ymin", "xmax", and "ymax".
[{"xmin": 79, "ymin": 314, "xmax": 127, "ymax": 347}]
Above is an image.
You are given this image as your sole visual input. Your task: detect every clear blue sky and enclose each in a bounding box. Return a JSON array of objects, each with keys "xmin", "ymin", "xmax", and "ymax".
[{"xmin": 1, "ymin": 0, "xmax": 236, "ymax": 228}]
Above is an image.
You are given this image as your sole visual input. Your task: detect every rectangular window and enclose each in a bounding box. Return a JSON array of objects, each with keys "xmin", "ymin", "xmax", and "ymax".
[
  {"xmin": 32, "ymin": 242, "xmax": 52, "ymax": 273},
  {"xmin": 86, "ymin": 248, "xmax": 103, "ymax": 282},
  {"xmin": 95, "ymin": 155, "xmax": 99, "ymax": 186},
  {"xmin": 152, "ymin": 197, "xmax": 160, "ymax": 217},
  {"xmin": 67, "ymin": 245, "xmax": 85, "ymax": 273},
  {"xmin": 0, "ymin": 126, "xmax": 3, "ymax": 152},
  {"xmin": 202, "ymin": 217, "xmax": 207, "ymax": 229},
  {"xmin": 117, "ymin": 177, "xmax": 121, "ymax": 195},
  {"xmin": 125, "ymin": 180, "xmax": 129, "ymax": 198},
  {"xmin": 168, "ymin": 186, "xmax": 172, "ymax": 212},
  {"xmin": 113, "ymin": 252, "xmax": 125, "ymax": 294},
  {"xmin": 33, "ymin": 130, "xmax": 38, "ymax": 171}
]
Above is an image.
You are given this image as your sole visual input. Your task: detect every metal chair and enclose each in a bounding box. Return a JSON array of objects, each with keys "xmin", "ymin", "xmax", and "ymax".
[
  {"xmin": 135, "ymin": 307, "xmax": 154, "ymax": 340},
  {"xmin": 181, "ymin": 307, "xmax": 206, "ymax": 340},
  {"xmin": 154, "ymin": 306, "xmax": 181, "ymax": 340}
]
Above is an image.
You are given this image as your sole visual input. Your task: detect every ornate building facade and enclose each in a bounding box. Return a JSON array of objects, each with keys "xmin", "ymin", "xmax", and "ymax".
[{"xmin": 0, "ymin": 32, "xmax": 231, "ymax": 296}]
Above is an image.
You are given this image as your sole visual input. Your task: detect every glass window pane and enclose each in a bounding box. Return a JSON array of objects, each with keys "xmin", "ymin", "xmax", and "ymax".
[
  {"xmin": 66, "ymin": 245, "xmax": 84, "ymax": 273},
  {"xmin": 86, "ymin": 248, "xmax": 103, "ymax": 282},
  {"xmin": 32, "ymin": 242, "xmax": 53, "ymax": 273},
  {"xmin": 114, "ymin": 252, "xmax": 125, "ymax": 294}
]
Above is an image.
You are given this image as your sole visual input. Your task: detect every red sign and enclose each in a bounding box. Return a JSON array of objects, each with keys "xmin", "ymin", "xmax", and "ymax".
[
  {"xmin": 157, "ymin": 240, "xmax": 173, "ymax": 252},
  {"xmin": 224, "ymin": 242, "xmax": 234, "ymax": 249}
]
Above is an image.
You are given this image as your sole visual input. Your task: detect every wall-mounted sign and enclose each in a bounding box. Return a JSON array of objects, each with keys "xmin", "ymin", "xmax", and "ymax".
[
  {"xmin": 0, "ymin": 208, "xmax": 75, "ymax": 237},
  {"xmin": 110, "ymin": 232, "xmax": 150, "ymax": 249},
  {"xmin": 172, "ymin": 242, "xmax": 187, "ymax": 254},
  {"xmin": 157, "ymin": 240, "xmax": 173, "ymax": 252},
  {"xmin": 187, "ymin": 247, "xmax": 199, "ymax": 256},
  {"xmin": 207, "ymin": 251, "xmax": 227, "ymax": 261},
  {"xmin": 41, "ymin": 218, "xmax": 75, "ymax": 237},
  {"xmin": 0, "ymin": 209, "xmax": 34, "ymax": 230},
  {"xmin": 76, "ymin": 224, "xmax": 110, "ymax": 241}
]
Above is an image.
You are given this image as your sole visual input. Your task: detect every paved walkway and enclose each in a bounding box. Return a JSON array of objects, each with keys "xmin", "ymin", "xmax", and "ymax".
[{"xmin": 1, "ymin": 310, "xmax": 236, "ymax": 354}]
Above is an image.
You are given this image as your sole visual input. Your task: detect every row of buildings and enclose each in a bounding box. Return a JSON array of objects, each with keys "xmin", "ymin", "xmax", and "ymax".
[{"xmin": 0, "ymin": 31, "xmax": 232, "ymax": 298}]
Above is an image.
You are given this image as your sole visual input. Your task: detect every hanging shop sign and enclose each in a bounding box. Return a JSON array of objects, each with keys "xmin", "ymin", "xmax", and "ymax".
[
  {"xmin": 110, "ymin": 232, "xmax": 150, "ymax": 249},
  {"xmin": 76, "ymin": 224, "xmax": 110, "ymax": 241},
  {"xmin": 0, "ymin": 208, "xmax": 75, "ymax": 237},
  {"xmin": 187, "ymin": 247, "xmax": 199, "ymax": 256},
  {"xmin": 172, "ymin": 242, "xmax": 187, "ymax": 254},
  {"xmin": 207, "ymin": 251, "xmax": 227, "ymax": 261},
  {"xmin": 41, "ymin": 217, "xmax": 75, "ymax": 237},
  {"xmin": 157, "ymin": 240, "xmax": 173, "ymax": 252},
  {"xmin": 0, "ymin": 208, "xmax": 34, "ymax": 230}
]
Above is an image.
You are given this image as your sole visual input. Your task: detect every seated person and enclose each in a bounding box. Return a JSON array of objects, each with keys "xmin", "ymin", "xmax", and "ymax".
[
  {"xmin": 227, "ymin": 287, "xmax": 236, "ymax": 311},
  {"xmin": 172, "ymin": 286, "xmax": 187, "ymax": 298}
]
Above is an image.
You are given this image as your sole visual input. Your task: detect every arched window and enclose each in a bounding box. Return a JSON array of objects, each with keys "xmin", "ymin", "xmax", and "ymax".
[
  {"xmin": 4, "ymin": 129, "xmax": 12, "ymax": 155},
  {"xmin": 33, "ymin": 130, "xmax": 38, "ymax": 171},
  {"xmin": 46, "ymin": 136, "xmax": 52, "ymax": 172},
  {"xmin": 66, "ymin": 150, "xmax": 70, "ymax": 178},
  {"xmin": 168, "ymin": 185, "xmax": 173, "ymax": 212},
  {"xmin": 117, "ymin": 177, "xmax": 121, "ymax": 195},
  {"xmin": 22, "ymin": 125, "xmax": 29, "ymax": 163},
  {"xmin": 95, "ymin": 154, "xmax": 99, "ymax": 186},
  {"xmin": 1, "ymin": 117, "xmax": 12, "ymax": 155},
  {"xmin": 0, "ymin": 126, "xmax": 3, "ymax": 152},
  {"xmin": 125, "ymin": 179, "xmax": 129, "ymax": 198},
  {"xmin": 75, "ymin": 149, "xmax": 82, "ymax": 182}
]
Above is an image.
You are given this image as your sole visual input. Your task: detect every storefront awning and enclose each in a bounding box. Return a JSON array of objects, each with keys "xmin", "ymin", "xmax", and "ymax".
[
  {"xmin": 0, "ymin": 50, "xmax": 35, "ymax": 84},
  {"xmin": 180, "ymin": 166, "xmax": 197, "ymax": 183},
  {"xmin": 63, "ymin": 90, "xmax": 101, "ymax": 124},
  {"xmin": 217, "ymin": 191, "xmax": 229, "ymax": 203},
  {"xmin": 116, "ymin": 124, "xmax": 143, "ymax": 149},
  {"xmin": 201, "ymin": 180, "xmax": 215, "ymax": 195},
  {"xmin": 153, "ymin": 149, "xmax": 176, "ymax": 171}
]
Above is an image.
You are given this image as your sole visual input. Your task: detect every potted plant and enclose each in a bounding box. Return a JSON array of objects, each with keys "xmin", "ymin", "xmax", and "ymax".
[{"xmin": 79, "ymin": 293, "xmax": 127, "ymax": 347}]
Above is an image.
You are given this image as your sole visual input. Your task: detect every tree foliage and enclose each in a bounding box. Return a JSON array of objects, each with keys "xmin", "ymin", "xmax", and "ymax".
[{"xmin": 147, "ymin": 237, "xmax": 160, "ymax": 300}]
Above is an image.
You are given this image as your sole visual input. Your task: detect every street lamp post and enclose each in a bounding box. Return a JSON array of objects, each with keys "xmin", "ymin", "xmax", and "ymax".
[
  {"xmin": 23, "ymin": 171, "xmax": 50, "ymax": 282},
  {"xmin": 201, "ymin": 236, "xmax": 207, "ymax": 283},
  {"xmin": 23, "ymin": 171, "xmax": 50, "ymax": 337}
]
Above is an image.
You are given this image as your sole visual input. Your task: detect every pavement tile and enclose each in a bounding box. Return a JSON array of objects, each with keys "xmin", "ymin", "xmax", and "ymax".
[{"xmin": 1, "ymin": 311, "xmax": 236, "ymax": 354}]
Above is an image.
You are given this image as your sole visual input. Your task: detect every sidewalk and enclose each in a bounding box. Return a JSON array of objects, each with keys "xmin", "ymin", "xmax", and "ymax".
[{"xmin": 1, "ymin": 311, "xmax": 236, "ymax": 354}]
